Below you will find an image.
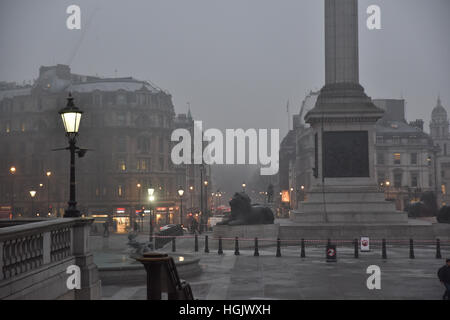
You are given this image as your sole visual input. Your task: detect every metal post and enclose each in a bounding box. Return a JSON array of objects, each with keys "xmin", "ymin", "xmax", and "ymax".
[
  {"xmin": 276, "ymin": 238, "xmax": 281, "ymax": 257},
  {"xmin": 180, "ymin": 196, "xmax": 183, "ymax": 226},
  {"xmin": 301, "ymin": 239, "xmax": 306, "ymax": 258},
  {"xmin": 409, "ymin": 239, "xmax": 415, "ymax": 259},
  {"xmin": 234, "ymin": 237, "xmax": 240, "ymax": 255},
  {"xmin": 254, "ymin": 238, "xmax": 259, "ymax": 257},
  {"xmin": 200, "ymin": 165, "xmax": 204, "ymax": 234},
  {"xmin": 354, "ymin": 238, "xmax": 359, "ymax": 258},
  {"xmin": 436, "ymin": 238, "xmax": 442, "ymax": 259},
  {"xmin": 194, "ymin": 234, "xmax": 198, "ymax": 252},
  {"xmin": 204, "ymin": 235, "xmax": 209, "ymax": 253},
  {"xmin": 64, "ymin": 139, "xmax": 80, "ymax": 217},
  {"xmin": 47, "ymin": 175, "xmax": 50, "ymax": 216},
  {"xmin": 382, "ymin": 239, "xmax": 387, "ymax": 259},
  {"xmin": 11, "ymin": 174, "xmax": 15, "ymax": 218},
  {"xmin": 218, "ymin": 237, "xmax": 223, "ymax": 255},
  {"xmin": 172, "ymin": 237, "xmax": 176, "ymax": 252}
]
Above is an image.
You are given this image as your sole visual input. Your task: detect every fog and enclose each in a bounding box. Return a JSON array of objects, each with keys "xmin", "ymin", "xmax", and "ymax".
[{"xmin": 1, "ymin": 0, "xmax": 449, "ymax": 193}]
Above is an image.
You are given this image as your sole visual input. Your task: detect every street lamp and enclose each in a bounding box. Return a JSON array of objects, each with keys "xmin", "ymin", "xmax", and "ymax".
[
  {"xmin": 242, "ymin": 182, "xmax": 246, "ymax": 193},
  {"xmin": 59, "ymin": 93, "xmax": 83, "ymax": 217},
  {"xmin": 136, "ymin": 183, "xmax": 141, "ymax": 231},
  {"xmin": 46, "ymin": 171, "xmax": 52, "ymax": 216},
  {"xmin": 148, "ymin": 187, "xmax": 155, "ymax": 243},
  {"xmin": 29, "ymin": 190, "xmax": 36, "ymax": 217},
  {"xmin": 10, "ymin": 166, "xmax": 16, "ymax": 218},
  {"xmin": 178, "ymin": 187, "xmax": 184, "ymax": 226}
]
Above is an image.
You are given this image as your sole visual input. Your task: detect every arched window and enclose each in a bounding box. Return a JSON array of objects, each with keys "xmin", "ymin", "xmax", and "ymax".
[{"xmin": 137, "ymin": 136, "xmax": 150, "ymax": 154}]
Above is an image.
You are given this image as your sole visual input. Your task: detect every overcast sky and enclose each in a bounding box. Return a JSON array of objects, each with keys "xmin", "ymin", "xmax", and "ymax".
[{"xmin": 1, "ymin": 0, "xmax": 449, "ymax": 193}]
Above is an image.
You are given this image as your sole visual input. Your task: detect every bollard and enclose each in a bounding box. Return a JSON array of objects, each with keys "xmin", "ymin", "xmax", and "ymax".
[
  {"xmin": 409, "ymin": 239, "xmax": 415, "ymax": 259},
  {"xmin": 327, "ymin": 238, "xmax": 331, "ymax": 246},
  {"xmin": 300, "ymin": 239, "xmax": 306, "ymax": 258},
  {"xmin": 276, "ymin": 238, "xmax": 281, "ymax": 257},
  {"xmin": 382, "ymin": 239, "xmax": 387, "ymax": 259},
  {"xmin": 234, "ymin": 237, "xmax": 240, "ymax": 255},
  {"xmin": 194, "ymin": 234, "xmax": 199, "ymax": 252},
  {"xmin": 254, "ymin": 238, "xmax": 259, "ymax": 257},
  {"xmin": 436, "ymin": 238, "xmax": 442, "ymax": 259},
  {"xmin": 218, "ymin": 237, "xmax": 223, "ymax": 255},
  {"xmin": 353, "ymin": 238, "xmax": 359, "ymax": 258},
  {"xmin": 204, "ymin": 235, "xmax": 209, "ymax": 253},
  {"xmin": 172, "ymin": 237, "xmax": 176, "ymax": 252}
]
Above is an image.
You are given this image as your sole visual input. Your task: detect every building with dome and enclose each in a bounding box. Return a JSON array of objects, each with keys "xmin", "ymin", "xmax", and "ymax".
[{"xmin": 430, "ymin": 97, "xmax": 450, "ymax": 205}]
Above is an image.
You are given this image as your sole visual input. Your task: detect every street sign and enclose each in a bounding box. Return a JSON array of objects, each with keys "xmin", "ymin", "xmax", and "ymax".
[
  {"xmin": 326, "ymin": 244, "xmax": 337, "ymax": 262},
  {"xmin": 360, "ymin": 236, "xmax": 370, "ymax": 252}
]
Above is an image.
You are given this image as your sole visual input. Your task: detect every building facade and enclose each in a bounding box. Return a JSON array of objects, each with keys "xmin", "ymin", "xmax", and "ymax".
[
  {"xmin": 279, "ymin": 94, "xmax": 436, "ymax": 212},
  {"xmin": 0, "ymin": 64, "xmax": 210, "ymax": 229}
]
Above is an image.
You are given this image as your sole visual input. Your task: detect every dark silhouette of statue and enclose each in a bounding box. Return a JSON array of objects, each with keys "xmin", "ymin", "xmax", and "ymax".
[
  {"xmin": 267, "ymin": 184, "xmax": 274, "ymax": 203},
  {"xmin": 217, "ymin": 192, "xmax": 274, "ymax": 226}
]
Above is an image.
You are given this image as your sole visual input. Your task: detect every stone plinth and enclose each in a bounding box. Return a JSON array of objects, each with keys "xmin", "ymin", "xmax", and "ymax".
[{"xmin": 213, "ymin": 224, "xmax": 280, "ymax": 249}]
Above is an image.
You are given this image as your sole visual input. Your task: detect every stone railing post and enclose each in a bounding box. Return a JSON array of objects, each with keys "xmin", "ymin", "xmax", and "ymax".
[
  {"xmin": 43, "ymin": 232, "xmax": 51, "ymax": 265},
  {"xmin": 72, "ymin": 218, "xmax": 101, "ymax": 300},
  {"xmin": 0, "ymin": 241, "xmax": 4, "ymax": 281}
]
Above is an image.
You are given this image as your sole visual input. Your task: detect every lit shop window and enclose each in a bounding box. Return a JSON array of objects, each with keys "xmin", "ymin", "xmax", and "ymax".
[
  {"xmin": 393, "ymin": 153, "xmax": 401, "ymax": 165},
  {"xmin": 442, "ymin": 184, "xmax": 447, "ymax": 195},
  {"xmin": 6, "ymin": 122, "xmax": 11, "ymax": 133},
  {"xmin": 118, "ymin": 159, "xmax": 126, "ymax": 171}
]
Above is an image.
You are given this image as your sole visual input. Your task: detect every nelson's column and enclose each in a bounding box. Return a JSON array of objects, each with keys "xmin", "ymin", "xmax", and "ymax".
[{"xmin": 291, "ymin": 0, "xmax": 418, "ymax": 235}]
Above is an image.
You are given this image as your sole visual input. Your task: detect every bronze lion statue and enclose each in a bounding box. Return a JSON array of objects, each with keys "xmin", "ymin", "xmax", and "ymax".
[{"xmin": 217, "ymin": 192, "xmax": 274, "ymax": 226}]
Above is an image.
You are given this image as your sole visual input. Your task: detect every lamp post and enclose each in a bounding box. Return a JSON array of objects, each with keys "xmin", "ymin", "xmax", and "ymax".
[
  {"xmin": 10, "ymin": 166, "xmax": 16, "ymax": 218},
  {"xmin": 46, "ymin": 171, "xmax": 52, "ymax": 216},
  {"xmin": 202, "ymin": 180, "xmax": 208, "ymax": 232},
  {"xmin": 242, "ymin": 182, "xmax": 246, "ymax": 193},
  {"xmin": 136, "ymin": 183, "xmax": 141, "ymax": 231},
  {"xmin": 29, "ymin": 190, "xmax": 36, "ymax": 217},
  {"xmin": 59, "ymin": 93, "xmax": 83, "ymax": 217},
  {"xmin": 178, "ymin": 187, "xmax": 184, "ymax": 226},
  {"xmin": 189, "ymin": 185, "xmax": 194, "ymax": 210},
  {"xmin": 148, "ymin": 187, "xmax": 155, "ymax": 244}
]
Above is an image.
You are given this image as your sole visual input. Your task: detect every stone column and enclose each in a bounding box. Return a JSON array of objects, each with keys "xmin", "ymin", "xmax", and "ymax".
[{"xmin": 325, "ymin": 0, "xmax": 359, "ymax": 85}]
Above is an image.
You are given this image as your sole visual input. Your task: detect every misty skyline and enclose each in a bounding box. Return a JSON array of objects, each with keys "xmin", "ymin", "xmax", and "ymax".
[{"xmin": 1, "ymin": 0, "xmax": 449, "ymax": 139}]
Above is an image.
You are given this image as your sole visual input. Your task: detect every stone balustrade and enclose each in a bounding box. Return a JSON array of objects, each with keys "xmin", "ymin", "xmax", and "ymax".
[{"xmin": 0, "ymin": 218, "xmax": 101, "ymax": 300}]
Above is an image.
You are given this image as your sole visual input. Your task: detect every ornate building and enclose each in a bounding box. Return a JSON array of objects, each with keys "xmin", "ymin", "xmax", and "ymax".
[
  {"xmin": 0, "ymin": 64, "xmax": 210, "ymax": 229},
  {"xmin": 429, "ymin": 97, "xmax": 450, "ymax": 206}
]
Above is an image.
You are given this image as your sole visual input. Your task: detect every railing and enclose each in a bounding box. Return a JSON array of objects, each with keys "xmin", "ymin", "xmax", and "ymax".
[{"xmin": 0, "ymin": 218, "xmax": 100, "ymax": 300}]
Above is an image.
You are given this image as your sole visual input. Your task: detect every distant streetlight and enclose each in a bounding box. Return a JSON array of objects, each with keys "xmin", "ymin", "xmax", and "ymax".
[
  {"xmin": 242, "ymin": 182, "xmax": 246, "ymax": 193},
  {"xmin": 148, "ymin": 187, "xmax": 155, "ymax": 244},
  {"xmin": 46, "ymin": 171, "xmax": 52, "ymax": 216},
  {"xmin": 178, "ymin": 187, "xmax": 184, "ymax": 226},
  {"xmin": 29, "ymin": 190, "xmax": 37, "ymax": 217},
  {"xmin": 59, "ymin": 93, "xmax": 83, "ymax": 217},
  {"xmin": 10, "ymin": 166, "xmax": 16, "ymax": 218}
]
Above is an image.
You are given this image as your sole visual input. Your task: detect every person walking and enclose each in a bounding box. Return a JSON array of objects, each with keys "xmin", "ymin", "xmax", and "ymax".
[{"xmin": 438, "ymin": 258, "xmax": 450, "ymax": 300}]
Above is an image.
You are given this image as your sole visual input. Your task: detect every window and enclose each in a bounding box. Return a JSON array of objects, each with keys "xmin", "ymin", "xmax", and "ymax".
[
  {"xmin": 117, "ymin": 93, "xmax": 126, "ymax": 105},
  {"xmin": 376, "ymin": 136, "xmax": 383, "ymax": 144},
  {"xmin": 159, "ymin": 138, "xmax": 164, "ymax": 153},
  {"xmin": 376, "ymin": 153, "xmax": 385, "ymax": 165},
  {"xmin": 117, "ymin": 113, "xmax": 126, "ymax": 126},
  {"xmin": 159, "ymin": 157, "xmax": 164, "ymax": 171},
  {"xmin": 137, "ymin": 159, "xmax": 149, "ymax": 171},
  {"xmin": 118, "ymin": 159, "xmax": 126, "ymax": 171},
  {"xmin": 393, "ymin": 136, "xmax": 400, "ymax": 144},
  {"xmin": 117, "ymin": 136, "xmax": 126, "ymax": 153},
  {"xmin": 445, "ymin": 144, "xmax": 448, "ymax": 156},
  {"xmin": 137, "ymin": 136, "xmax": 150, "ymax": 153},
  {"xmin": 410, "ymin": 153, "xmax": 417, "ymax": 165},
  {"xmin": 393, "ymin": 153, "xmax": 401, "ymax": 165},
  {"xmin": 411, "ymin": 173, "xmax": 418, "ymax": 187},
  {"xmin": 442, "ymin": 184, "xmax": 447, "ymax": 195},
  {"xmin": 394, "ymin": 172, "xmax": 403, "ymax": 188}
]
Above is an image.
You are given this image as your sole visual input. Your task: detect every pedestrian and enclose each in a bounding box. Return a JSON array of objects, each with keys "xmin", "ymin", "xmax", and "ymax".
[
  {"xmin": 103, "ymin": 221, "xmax": 109, "ymax": 238},
  {"xmin": 437, "ymin": 258, "xmax": 450, "ymax": 300}
]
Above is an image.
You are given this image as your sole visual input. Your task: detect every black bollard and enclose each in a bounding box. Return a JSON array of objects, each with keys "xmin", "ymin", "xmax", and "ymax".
[
  {"xmin": 409, "ymin": 239, "xmax": 415, "ymax": 259},
  {"xmin": 204, "ymin": 235, "xmax": 209, "ymax": 253},
  {"xmin": 327, "ymin": 238, "xmax": 331, "ymax": 246},
  {"xmin": 300, "ymin": 239, "xmax": 306, "ymax": 258},
  {"xmin": 218, "ymin": 237, "xmax": 223, "ymax": 255},
  {"xmin": 276, "ymin": 238, "xmax": 281, "ymax": 257},
  {"xmin": 436, "ymin": 238, "xmax": 442, "ymax": 259},
  {"xmin": 353, "ymin": 238, "xmax": 359, "ymax": 258},
  {"xmin": 194, "ymin": 234, "xmax": 199, "ymax": 252},
  {"xmin": 172, "ymin": 237, "xmax": 176, "ymax": 252},
  {"xmin": 254, "ymin": 238, "xmax": 259, "ymax": 257},
  {"xmin": 382, "ymin": 239, "xmax": 387, "ymax": 259},
  {"xmin": 234, "ymin": 237, "xmax": 240, "ymax": 255}
]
